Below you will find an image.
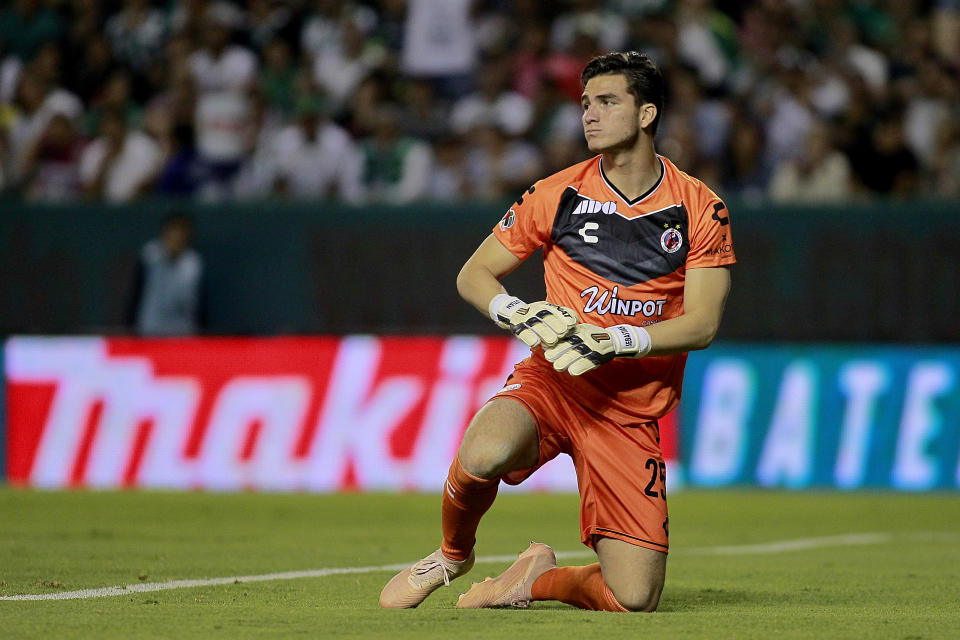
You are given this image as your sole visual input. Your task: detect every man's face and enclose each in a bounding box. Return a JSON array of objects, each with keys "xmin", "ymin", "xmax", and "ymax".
[
  {"xmin": 162, "ymin": 223, "xmax": 190, "ymax": 258},
  {"xmin": 580, "ymin": 74, "xmax": 644, "ymax": 153}
]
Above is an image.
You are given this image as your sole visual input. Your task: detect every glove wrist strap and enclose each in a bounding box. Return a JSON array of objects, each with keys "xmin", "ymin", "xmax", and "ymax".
[
  {"xmin": 488, "ymin": 294, "xmax": 525, "ymax": 327},
  {"xmin": 609, "ymin": 324, "xmax": 652, "ymax": 357}
]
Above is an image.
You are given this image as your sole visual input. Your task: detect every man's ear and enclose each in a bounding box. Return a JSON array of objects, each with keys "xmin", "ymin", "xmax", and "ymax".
[{"xmin": 640, "ymin": 103, "xmax": 658, "ymax": 130}]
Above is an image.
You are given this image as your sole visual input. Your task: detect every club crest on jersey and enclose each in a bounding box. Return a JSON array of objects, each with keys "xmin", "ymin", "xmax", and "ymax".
[
  {"xmin": 499, "ymin": 209, "xmax": 516, "ymax": 230},
  {"xmin": 660, "ymin": 227, "xmax": 683, "ymax": 253}
]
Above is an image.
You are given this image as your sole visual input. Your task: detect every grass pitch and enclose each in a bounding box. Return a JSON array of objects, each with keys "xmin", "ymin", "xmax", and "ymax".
[{"xmin": 1, "ymin": 488, "xmax": 958, "ymax": 639}]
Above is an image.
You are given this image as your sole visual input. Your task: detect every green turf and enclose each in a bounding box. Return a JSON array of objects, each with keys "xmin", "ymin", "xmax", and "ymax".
[{"xmin": 1, "ymin": 488, "xmax": 958, "ymax": 639}]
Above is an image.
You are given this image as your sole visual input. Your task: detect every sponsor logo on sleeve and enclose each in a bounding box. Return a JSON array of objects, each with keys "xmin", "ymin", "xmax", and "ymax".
[
  {"xmin": 704, "ymin": 233, "xmax": 734, "ymax": 256},
  {"xmin": 499, "ymin": 209, "xmax": 516, "ymax": 230}
]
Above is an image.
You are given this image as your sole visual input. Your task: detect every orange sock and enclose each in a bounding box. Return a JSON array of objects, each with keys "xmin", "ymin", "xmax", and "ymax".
[
  {"xmin": 531, "ymin": 564, "xmax": 629, "ymax": 612},
  {"xmin": 439, "ymin": 456, "xmax": 499, "ymax": 562}
]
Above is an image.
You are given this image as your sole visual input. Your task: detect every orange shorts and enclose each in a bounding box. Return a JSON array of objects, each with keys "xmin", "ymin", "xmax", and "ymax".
[{"xmin": 495, "ymin": 359, "xmax": 669, "ymax": 554}]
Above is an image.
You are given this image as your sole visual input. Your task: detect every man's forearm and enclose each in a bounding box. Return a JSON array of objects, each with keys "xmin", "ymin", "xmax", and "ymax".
[
  {"xmin": 642, "ymin": 311, "xmax": 721, "ymax": 356},
  {"xmin": 456, "ymin": 261, "xmax": 508, "ymax": 318}
]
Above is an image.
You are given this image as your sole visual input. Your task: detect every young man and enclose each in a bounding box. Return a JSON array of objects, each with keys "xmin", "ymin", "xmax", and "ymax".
[{"xmin": 380, "ymin": 51, "xmax": 735, "ymax": 612}]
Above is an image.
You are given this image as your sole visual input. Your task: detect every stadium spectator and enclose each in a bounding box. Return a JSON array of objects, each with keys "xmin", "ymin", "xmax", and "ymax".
[
  {"xmin": 463, "ymin": 122, "xmax": 543, "ymax": 202},
  {"xmin": 58, "ymin": 0, "xmax": 105, "ymax": 100},
  {"xmin": 357, "ymin": 102, "xmax": 432, "ymax": 204},
  {"xmin": 424, "ymin": 134, "xmax": 469, "ymax": 202},
  {"xmin": 550, "ymin": 0, "xmax": 629, "ymax": 55},
  {"xmin": 258, "ymin": 36, "xmax": 300, "ymax": 119},
  {"xmin": 526, "ymin": 77, "xmax": 583, "ymax": 146},
  {"xmin": 127, "ymin": 212, "xmax": 206, "ymax": 336},
  {"xmin": 189, "ymin": 3, "xmax": 258, "ymax": 198},
  {"xmin": 83, "ymin": 68, "xmax": 141, "ymax": 139},
  {"xmin": 395, "ymin": 79, "xmax": 449, "ymax": 143},
  {"xmin": 243, "ymin": 0, "xmax": 296, "ymax": 52},
  {"xmin": 400, "ymin": 0, "xmax": 477, "ymax": 99},
  {"xmin": 143, "ymin": 61, "xmax": 197, "ymax": 157},
  {"xmin": 768, "ymin": 121, "xmax": 853, "ymax": 203},
  {"xmin": 311, "ymin": 8, "xmax": 385, "ymax": 112},
  {"xmin": 511, "ymin": 23, "xmax": 551, "ymax": 99},
  {"xmin": 78, "ymin": 107, "xmax": 162, "ymax": 202},
  {"xmin": 372, "ymin": 0, "xmax": 407, "ymax": 59},
  {"xmin": 0, "ymin": 0, "xmax": 63, "ymax": 63},
  {"xmin": 847, "ymin": 108, "xmax": 920, "ymax": 196},
  {"xmin": 154, "ymin": 123, "xmax": 209, "ymax": 198},
  {"xmin": 299, "ymin": 0, "xmax": 343, "ymax": 60},
  {"xmin": 5, "ymin": 72, "xmax": 82, "ymax": 188},
  {"xmin": 65, "ymin": 34, "xmax": 118, "ymax": 106},
  {"xmin": 673, "ymin": 0, "xmax": 737, "ymax": 90},
  {"xmin": 19, "ymin": 112, "xmax": 84, "ymax": 201},
  {"xmin": 269, "ymin": 94, "xmax": 362, "ymax": 202},
  {"xmin": 719, "ymin": 106, "xmax": 768, "ymax": 200},
  {"xmin": 450, "ymin": 58, "xmax": 533, "ymax": 137},
  {"xmin": 105, "ymin": 0, "xmax": 169, "ymax": 76},
  {"xmin": 932, "ymin": 118, "xmax": 960, "ymax": 197},
  {"xmin": 900, "ymin": 60, "xmax": 955, "ymax": 171}
]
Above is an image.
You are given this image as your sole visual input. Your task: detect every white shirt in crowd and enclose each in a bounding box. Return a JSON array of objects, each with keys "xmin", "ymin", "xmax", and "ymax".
[
  {"xmin": 273, "ymin": 122, "xmax": 363, "ymax": 201},
  {"xmin": 189, "ymin": 45, "xmax": 257, "ymax": 93},
  {"xmin": 401, "ymin": 0, "xmax": 477, "ymax": 76},
  {"xmin": 190, "ymin": 45, "xmax": 258, "ymax": 163},
  {"xmin": 79, "ymin": 130, "xmax": 162, "ymax": 202},
  {"xmin": 450, "ymin": 91, "xmax": 533, "ymax": 137}
]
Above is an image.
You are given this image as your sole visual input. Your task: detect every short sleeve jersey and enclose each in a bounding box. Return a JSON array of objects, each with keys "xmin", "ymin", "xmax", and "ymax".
[{"xmin": 493, "ymin": 154, "xmax": 736, "ymax": 423}]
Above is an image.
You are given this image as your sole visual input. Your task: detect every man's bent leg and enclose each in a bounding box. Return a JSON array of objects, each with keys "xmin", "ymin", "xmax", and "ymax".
[
  {"xmin": 594, "ymin": 536, "xmax": 666, "ymax": 612},
  {"xmin": 442, "ymin": 399, "xmax": 540, "ymax": 560},
  {"xmin": 530, "ymin": 563, "xmax": 627, "ymax": 612},
  {"xmin": 527, "ymin": 537, "xmax": 664, "ymax": 612},
  {"xmin": 380, "ymin": 398, "xmax": 539, "ymax": 608}
]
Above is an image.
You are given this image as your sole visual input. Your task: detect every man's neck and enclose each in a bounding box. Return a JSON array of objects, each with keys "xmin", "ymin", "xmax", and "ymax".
[{"xmin": 601, "ymin": 143, "xmax": 661, "ymax": 201}]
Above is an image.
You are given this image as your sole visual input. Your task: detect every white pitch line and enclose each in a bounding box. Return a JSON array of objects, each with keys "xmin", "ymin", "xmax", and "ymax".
[
  {"xmin": 688, "ymin": 532, "xmax": 893, "ymax": 556},
  {"xmin": 0, "ymin": 532, "xmax": 925, "ymax": 602}
]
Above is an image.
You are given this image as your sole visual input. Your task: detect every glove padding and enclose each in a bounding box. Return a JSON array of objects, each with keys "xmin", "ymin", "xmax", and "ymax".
[
  {"xmin": 489, "ymin": 295, "xmax": 579, "ymax": 347},
  {"xmin": 544, "ymin": 323, "xmax": 652, "ymax": 376}
]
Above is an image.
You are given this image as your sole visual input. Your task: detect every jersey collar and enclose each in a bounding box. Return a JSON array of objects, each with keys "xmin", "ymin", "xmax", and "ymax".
[{"xmin": 598, "ymin": 155, "xmax": 665, "ymax": 207}]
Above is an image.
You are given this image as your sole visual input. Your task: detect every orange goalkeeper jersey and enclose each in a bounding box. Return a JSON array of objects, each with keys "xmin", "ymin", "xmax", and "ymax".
[{"xmin": 492, "ymin": 154, "xmax": 736, "ymax": 423}]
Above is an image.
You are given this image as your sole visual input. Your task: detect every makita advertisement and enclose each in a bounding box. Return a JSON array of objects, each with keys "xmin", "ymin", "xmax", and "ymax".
[
  {"xmin": 3, "ymin": 336, "xmax": 681, "ymax": 492},
  {"xmin": 3, "ymin": 337, "xmax": 959, "ymax": 491}
]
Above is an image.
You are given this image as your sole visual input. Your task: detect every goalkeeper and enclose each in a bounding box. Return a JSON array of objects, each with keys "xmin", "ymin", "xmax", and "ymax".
[{"xmin": 380, "ymin": 51, "xmax": 735, "ymax": 613}]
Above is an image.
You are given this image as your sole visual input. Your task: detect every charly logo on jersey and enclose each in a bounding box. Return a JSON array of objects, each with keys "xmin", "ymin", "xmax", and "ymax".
[
  {"xmin": 660, "ymin": 224, "xmax": 683, "ymax": 253},
  {"xmin": 572, "ymin": 195, "xmax": 619, "ymax": 216},
  {"xmin": 580, "ymin": 285, "xmax": 667, "ymax": 319},
  {"xmin": 500, "ymin": 209, "xmax": 516, "ymax": 230}
]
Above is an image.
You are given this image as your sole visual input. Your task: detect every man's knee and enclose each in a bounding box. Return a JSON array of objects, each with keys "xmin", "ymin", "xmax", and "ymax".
[
  {"xmin": 609, "ymin": 581, "xmax": 662, "ymax": 612},
  {"xmin": 595, "ymin": 537, "xmax": 666, "ymax": 613},
  {"xmin": 457, "ymin": 400, "xmax": 538, "ymax": 479},
  {"xmin": 457, "ymin": 441, "xmax": 512, "ymax": 479}
]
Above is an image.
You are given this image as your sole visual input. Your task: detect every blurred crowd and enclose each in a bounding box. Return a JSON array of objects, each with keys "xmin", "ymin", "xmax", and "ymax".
[{"xmin": 1, "ymin": 0, "xmax": 959, "ymax": 206}]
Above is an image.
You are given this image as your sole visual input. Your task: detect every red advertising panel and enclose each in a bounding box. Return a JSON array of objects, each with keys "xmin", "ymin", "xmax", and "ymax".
[{"xmin": 4, "ymin": 336, "xmax": 679, "ymax": 492}]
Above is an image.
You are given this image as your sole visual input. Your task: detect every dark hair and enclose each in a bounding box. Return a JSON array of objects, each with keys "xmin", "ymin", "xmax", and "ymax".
[{"xmin": 581, "ymin": 51, "xmax": 665, "ymax": 135}]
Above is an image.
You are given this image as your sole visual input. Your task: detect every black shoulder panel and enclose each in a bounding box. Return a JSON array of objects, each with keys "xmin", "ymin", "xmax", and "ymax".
[{"xmin": 550, "ymin": 187, "xmax": 689, "ymax": 286}]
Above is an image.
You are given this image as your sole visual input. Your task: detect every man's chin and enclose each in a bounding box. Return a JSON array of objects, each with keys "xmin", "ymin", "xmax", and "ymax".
[{"xmin": 586, "ymin": 140, "xmax": 607, "ymax": 153}]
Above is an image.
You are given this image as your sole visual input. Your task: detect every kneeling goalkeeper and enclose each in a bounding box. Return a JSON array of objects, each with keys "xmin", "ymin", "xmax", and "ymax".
[{"xmin": 380, "ymin": 51, "xmax": 734, "ymax": 612}]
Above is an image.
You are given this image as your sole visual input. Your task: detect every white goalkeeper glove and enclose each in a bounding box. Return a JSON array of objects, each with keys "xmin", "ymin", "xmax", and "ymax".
[
  {"xmin": 488, "ymin": 294, "xmax": 579, "ymax": 347},
  {"xmin": 543, "ymin": 323, "xmax": 652, "ymax": 376}
]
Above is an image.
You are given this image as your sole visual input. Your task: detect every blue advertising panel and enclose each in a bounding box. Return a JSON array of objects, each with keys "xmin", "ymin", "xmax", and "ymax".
[{"xmin": 680, "ymin": 344, "xmax": 960, "ymax": 490}]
